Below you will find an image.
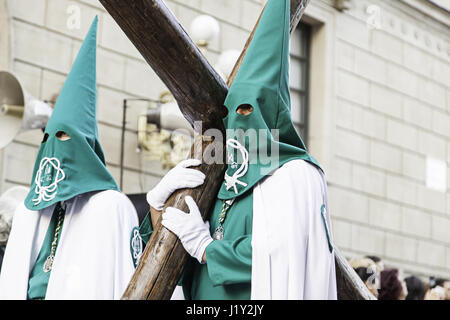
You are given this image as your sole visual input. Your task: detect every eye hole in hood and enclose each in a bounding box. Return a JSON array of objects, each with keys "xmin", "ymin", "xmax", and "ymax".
[
  {"xmin": 236, "ymin": 104, "xmax": 254, "ymax": 116},
  {"xmin": 55, "ymin": 131, "xmax": 71, "ymax": 141},
  {"xmin": 42, "ymin": 133, "xmax": 49, "ymax": 143}
]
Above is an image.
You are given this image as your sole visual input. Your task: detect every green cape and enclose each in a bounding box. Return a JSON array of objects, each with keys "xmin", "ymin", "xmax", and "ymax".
[
  {"xmin": 24, "ymin": 17, "xmax": 119, "ymax": 211},
  {"xmin": 218, "ymin": 0, "xmax": 320, "ymax": 200}
]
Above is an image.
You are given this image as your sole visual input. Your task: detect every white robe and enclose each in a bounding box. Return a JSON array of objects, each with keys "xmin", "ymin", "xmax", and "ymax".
[
  {"xmin": 0, "ymin": 190, "xmax": 139, "ymax": 300},
  {"xmin": 172, "ymin": 159, "xmax": 337, "ymax": 300},
  {"xmin": 251, "ymin": 159, "xmax": 337, "ymax": 300}
]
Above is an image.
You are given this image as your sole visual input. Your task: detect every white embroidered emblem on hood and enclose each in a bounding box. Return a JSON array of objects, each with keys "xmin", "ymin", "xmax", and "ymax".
[
  {"xmin": 224, "ymin": 139, "xmax": 249, "ymax": 194},
  {"xmin": 32, "ymin": 157, "xmax": 66, "ymax": 205}
]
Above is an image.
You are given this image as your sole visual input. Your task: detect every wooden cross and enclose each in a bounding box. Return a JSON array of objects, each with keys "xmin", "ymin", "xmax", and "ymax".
[{"xmin": 99, "ymin": 0, "xmax": 376, "ymax": 300}]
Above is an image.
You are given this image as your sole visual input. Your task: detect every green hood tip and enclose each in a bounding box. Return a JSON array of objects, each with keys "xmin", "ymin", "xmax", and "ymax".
[
  {"xmin": 24, "ymin": 16, "xmax": 120, "ymax": 211},
  {"xmin": 218, "ymin": 0, "xmax": 321, "ymax": 200}
]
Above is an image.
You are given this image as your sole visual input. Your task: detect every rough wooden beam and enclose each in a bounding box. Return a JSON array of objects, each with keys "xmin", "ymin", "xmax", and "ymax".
[{"xmin": 99, "ymin": 0, "xmax": 228, "ymax": 132}]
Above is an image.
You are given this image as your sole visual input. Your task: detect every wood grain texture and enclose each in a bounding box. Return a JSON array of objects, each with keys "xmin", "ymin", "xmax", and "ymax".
[
  {"xmin": 100, "ymin": 0, "xmax": 376, "ymax": 300},
  {"xmin": 99, "ymin": 0, "xmax": 228, "ymax": 132}
]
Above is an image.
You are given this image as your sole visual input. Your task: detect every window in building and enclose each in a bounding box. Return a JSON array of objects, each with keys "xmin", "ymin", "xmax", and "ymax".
[{"xmin": 289, "ymin": 23, "xmax": 311, "ymax": 147}]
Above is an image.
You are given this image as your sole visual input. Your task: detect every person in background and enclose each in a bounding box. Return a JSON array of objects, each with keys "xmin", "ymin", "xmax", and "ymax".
[
  {"xmin": 404, "ymin": 276, "xmax": 426, "ymax": 300},
  {"xmin": 378, "ymin": 268, "xmax": 407, "ymax": 300},
  {"xmin": 349, "ymin": 257, "xmax": 379, "ymax": 298},
  {"xmin": 424, "ymin": 277, "xmax": 448, "ymax": 300},
  {"xmin": 425, "ymin": 286, "xmax": 446, "ymax": 300},
  {"xmin": 442, "ymin": 280, "xmax": 450, "ymax": 300},
  {"xmin": 365, "ymin": 255, "xmax": 384, "ymax": 275},
  {"xmin": 435, "ymin": 278, "xmax": 450, "ymax": 300},
  {"xmin": 0, "ymin": 186, "xmax": 30, "ymax": 274}
]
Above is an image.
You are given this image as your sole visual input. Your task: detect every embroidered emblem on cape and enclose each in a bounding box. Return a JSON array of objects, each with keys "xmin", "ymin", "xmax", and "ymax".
[
  {"xmin": 33, "ymin": 157, "xmax": 66, "ymax": 205},
  {"xmin": 224, "ymin": 139, "xmax": 249, "ymax": 194},
  {"xmin": 131, "ymin": 227, "xmax": 143, "ymax": 268},
  {"xmin": 321, "ymin": 204, "xmax": 334, "ymax": 253}
]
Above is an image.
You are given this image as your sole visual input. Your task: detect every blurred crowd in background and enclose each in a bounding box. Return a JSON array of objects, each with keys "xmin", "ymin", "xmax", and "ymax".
[{"xmin": 350, "ymin": 256, "xmax": 450, "ymax": 300}]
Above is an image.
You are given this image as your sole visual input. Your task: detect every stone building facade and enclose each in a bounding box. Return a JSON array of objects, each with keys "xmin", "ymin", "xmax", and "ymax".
[{"xmin": 0, "ymin": 0, "xmax": 449, "ymax": 279}]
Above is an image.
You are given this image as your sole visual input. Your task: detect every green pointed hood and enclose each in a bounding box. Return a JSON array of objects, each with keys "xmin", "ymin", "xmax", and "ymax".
[
  {"xmin": 24, "ymin": 16, "xmax": 119, "ymax": 211},
  {"xmin": 218, "ymin": 0, "xmax": 320, "ymax": 200}
]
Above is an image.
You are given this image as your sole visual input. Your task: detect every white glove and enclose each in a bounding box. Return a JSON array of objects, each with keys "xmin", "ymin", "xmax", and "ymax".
[
  {"xmin": 147, "ymin": 159, "xmax": 205, "ymax": 211},
  {"xmin": 162, "ymin": 196, "xmax": 213, "ymax": 264}
]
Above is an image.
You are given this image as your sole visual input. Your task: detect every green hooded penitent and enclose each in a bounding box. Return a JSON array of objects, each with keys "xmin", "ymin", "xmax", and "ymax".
[
  {"xmin": 24, "ymin": 16, "xmax": 119, "ymax": 211},
  {"xmin": 217, "ymin": 0, "xmax": 320, "ymax": 200},
  {"xmin": 176, "ymin": 0, "xmax": 324, "ymax": 300}
]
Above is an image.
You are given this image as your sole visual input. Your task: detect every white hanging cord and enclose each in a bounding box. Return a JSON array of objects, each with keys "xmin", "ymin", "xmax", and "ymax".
[
  {"xmin": 32, "ymin": 157, "xmax": 66, "ymax": 205},
  {"xmin": 224, "ymin": 139, "xmax": 249, "ymax": 194}
]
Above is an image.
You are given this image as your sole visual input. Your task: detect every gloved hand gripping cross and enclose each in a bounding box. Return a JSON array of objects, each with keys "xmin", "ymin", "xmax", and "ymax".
[{"xmin": 146, "ymin": 159, "xmax": 212, "ymax": 264}]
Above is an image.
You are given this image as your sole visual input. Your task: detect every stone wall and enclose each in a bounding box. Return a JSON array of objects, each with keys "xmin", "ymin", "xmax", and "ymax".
[{"xmin": 324, "ymin": 0, "xmax": 450, "ymax": 278}]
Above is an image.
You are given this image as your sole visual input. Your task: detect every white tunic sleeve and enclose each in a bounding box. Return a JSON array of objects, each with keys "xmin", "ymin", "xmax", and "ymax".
[
  {"xmin": 251, "ymin": 159, "xmax": 337, "ymax": 300},
  {"xmin": 0, "ymin": 191, "xmax": 139, "ymax": 300},
  {"xmin": 0, "ymin": 203, "xmax": 43, "ymax": 299}
]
